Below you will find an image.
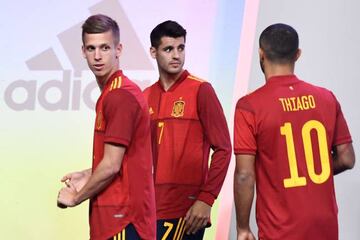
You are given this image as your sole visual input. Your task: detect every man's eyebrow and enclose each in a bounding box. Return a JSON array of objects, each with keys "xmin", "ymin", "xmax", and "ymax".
[{"xmin": 162, "ymin": 45, "xmax": 174, "ymax": 50}]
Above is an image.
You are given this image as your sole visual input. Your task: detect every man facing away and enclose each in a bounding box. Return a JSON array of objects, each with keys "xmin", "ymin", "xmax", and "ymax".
[
  {"xmin": 233, "ymin": 23, "xmax": 355, "ymax": 240},
  {"xmin": 57, "ymin": 14, "xmax": 156, "ymax": 240},
  {"xmin": 143, "ymin": 20, "xmax": 232, "ymax": 240}
]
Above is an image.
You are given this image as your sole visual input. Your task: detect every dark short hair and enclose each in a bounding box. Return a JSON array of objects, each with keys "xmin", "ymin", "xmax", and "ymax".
[
  {"xmin": 150, "ymin": 20, "xmax": 187, "ymax": 48},
  {"xmin": 82, "ymin": 14, "xmax": 120, "ymax": 45},
  {"xmin": 259, "ymin": 23, "xmax": 299, "ymax": 63}
]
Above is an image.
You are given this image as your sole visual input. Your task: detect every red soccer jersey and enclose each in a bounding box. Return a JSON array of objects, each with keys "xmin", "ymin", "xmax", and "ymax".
[
  {"xmin": 234, "ymin": 75, "xmax": 352, "ymax": 240},
  {"xmin": 143, "ymin": 70, "xmax": 231, "ymax": 219},
  {"xmin": 90, "ymin": 70, "xmax": 156, "ymax": 240}
]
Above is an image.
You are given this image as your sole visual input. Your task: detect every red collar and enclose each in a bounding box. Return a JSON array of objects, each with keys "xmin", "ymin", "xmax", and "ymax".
[{"xmin": 157, "ymin": 70, "xmax": 190, "ymax": 92}]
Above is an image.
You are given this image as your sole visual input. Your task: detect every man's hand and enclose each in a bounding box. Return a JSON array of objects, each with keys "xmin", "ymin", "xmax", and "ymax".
[
  {"xmin": 61, "ymin": 169, "xmax": 91, "ymax": 192},
  {"xmin": 237, "ymin": 228, "xmax": 255, "ymax": 240},
  {"xmin": 184, "ymin": 200, "xmax": 211, "ymax": 235},
  {"xmin": 57, "ymin": 181, "xmax": 78, "ymax": 208}
]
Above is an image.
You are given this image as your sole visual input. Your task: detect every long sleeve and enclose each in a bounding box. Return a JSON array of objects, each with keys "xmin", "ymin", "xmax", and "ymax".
[{"xmin": 197, "ymin": 82, "xmax": 232, "ymax": 205}]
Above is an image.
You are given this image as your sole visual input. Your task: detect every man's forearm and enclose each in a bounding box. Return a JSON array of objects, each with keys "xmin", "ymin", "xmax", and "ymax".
[
  {"xmin": 74, "ymin": 160, "xmax": 118, "ymax": 204},
  {"xmin": 74, "ymin": 144, "xmax": 125, "ymax": 205},
  {"xmin": 234, "ymin": 169, "xmax": 255, "ymax": 230}
]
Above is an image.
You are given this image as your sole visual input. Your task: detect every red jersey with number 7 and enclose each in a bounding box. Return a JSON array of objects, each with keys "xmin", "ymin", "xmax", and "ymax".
[
  {"xmin": 144, "ymin": 70, "xmax": 231, "ymax": 219},
  {"xmin": 234, "ymin": 75, "xmax": 352, "ymax": 240}
]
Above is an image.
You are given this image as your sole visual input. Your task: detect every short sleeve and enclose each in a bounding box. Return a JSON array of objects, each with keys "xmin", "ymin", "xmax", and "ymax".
[
  {"xmin": 234, "ymin": 99, "xmax": 257, "ymax": 155},
  {"xmin": 332, "ymin": 93, "xmax": 352, "ymax": 146},
  {"xmin": 103, "ymin": 89, "xmax": 140, "ymax": 147}
]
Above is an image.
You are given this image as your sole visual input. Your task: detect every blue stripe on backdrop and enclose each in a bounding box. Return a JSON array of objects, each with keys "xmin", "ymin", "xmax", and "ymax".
[{"xmin": 209, "ymin": 0, "xmax": 246, "ymax": 116}]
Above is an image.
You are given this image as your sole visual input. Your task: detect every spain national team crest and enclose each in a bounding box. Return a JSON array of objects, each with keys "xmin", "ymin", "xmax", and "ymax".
[
  {"xmin": 171, "ymin": 99, "xmax": 185, "ymax": 117},
  {"xmin": 149, "ymin": 107, "xmax": 154, "ymax": 115}
]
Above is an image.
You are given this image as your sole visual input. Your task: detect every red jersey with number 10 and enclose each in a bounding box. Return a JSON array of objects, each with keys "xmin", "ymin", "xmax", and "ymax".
[
  {"xmin": 90, "ymin": 70, "xmax": 156, "ymax": 240},
  {"xmin": 234, "ymin": 75, "xmax": 352, "ymax": 240}
]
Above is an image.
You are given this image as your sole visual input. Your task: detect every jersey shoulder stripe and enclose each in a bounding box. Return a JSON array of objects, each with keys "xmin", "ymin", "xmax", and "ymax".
[
  {"xmin": 188, "ymin": 75, "xmax": 205, "ymax": 83},
  {"xmin": 109, "ymin": 76, "xmax": 123, "ymax": 91}
]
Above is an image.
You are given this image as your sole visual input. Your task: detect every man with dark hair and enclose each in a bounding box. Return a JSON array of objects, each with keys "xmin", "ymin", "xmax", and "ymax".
[
  {"xmin": 233, "ymin": 23, "xmax": 355, "ymax": 240},
  {"xmin": 144, "ymin": 20, "xmax": 232, "ymax": 240},
  {"xmin": 150, "ymin": 20, "xmax": 187, "ymax": 49},
  {"xmin": 57, "ymin": 14, "xmax": 156, "ymax": 240}
]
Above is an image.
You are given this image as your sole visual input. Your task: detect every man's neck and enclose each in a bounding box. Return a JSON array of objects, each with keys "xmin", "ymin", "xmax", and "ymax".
[
  {"xmin": 96, "ymin": 69, "xmax": 119, "ymax": 91},
  {"xmin": 265, "ymin": 63, "xmax": 295, "ymax": 81},
  {"xmin": 159, "ymin": 70, "xmax": 184, "ymax": 91}
]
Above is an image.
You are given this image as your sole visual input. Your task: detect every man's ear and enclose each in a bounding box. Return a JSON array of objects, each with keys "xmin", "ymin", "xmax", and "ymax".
[
  {"xmin": 258, "ymin": 48, "xmax": 265, "ymax": 62},
  {"xmin": 115, "ymin": 43, "xmax": 122, "ymax": 58},
  {"xmin": 150, "ymin": 47, "xmax": 157, "ymax": 59},
  {"xmin": 295, "ymin": 48, "xmax": 301, "ymax": 61}
]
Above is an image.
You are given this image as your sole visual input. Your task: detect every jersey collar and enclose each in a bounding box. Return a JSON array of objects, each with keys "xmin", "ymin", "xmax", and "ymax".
[
  {"xmin": 266, "ymin": 74, "xmax": 299, "ymax": 84},
  {"xmin": 157, "ymin": 70, "xmax": 190, "ymax": 92}
]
